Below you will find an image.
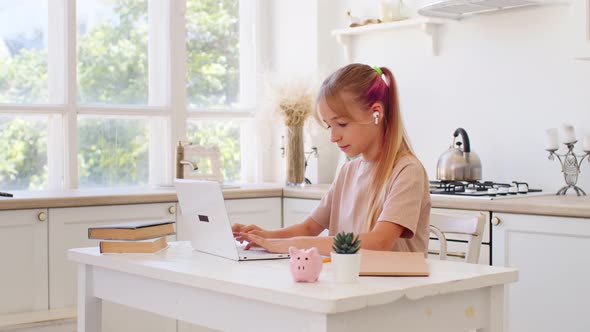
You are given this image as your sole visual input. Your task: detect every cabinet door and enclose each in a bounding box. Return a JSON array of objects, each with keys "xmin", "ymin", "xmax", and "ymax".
[
  {"xmin": 283, "ymin": 198, "xmax": 319, "ymax": 228},
  {"xmin": 0, "ymin": 209, "xmax": 48, "ymax": 314},
  {"xmin": 492, "ymin": 213, "xmax": 590, "ymax": 332},
  {"xmin": 282, "ymin": 198, "xmax": 328, "ymax": 236},
  {"xmin": 225, "ymin": 198, "xmax": 282, "ymax": 230},
  {"xmin": 49, "ymin": 203, "xmax": 177, "ymax": 332},
  {"xmin": 572, "ymin": 0, "xmax": 590, "ymax": 59}
]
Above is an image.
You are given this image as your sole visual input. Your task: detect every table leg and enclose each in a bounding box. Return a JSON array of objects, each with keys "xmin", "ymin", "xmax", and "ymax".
[
  {"xmin": 77, "ymin": 264, "xmax": 102, "ymax": 332},
  {"xmin": 477, "ymin": 285, "xmax": 504, "ymax": 332}
]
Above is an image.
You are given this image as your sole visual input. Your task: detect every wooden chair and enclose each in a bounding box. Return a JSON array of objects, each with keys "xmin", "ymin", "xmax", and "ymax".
[
  {"xmin": 179, "ymin": 143, "xmax": 223, "ymax": 183},
  {"xmin": 428, "ymin": 212, "xmax": 486, "ymax": 264}
]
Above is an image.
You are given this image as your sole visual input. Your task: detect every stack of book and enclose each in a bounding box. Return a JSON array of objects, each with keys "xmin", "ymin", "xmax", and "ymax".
[{"xmin": 88, "ymin": 220, "xmax": 176, "ymax": 254}]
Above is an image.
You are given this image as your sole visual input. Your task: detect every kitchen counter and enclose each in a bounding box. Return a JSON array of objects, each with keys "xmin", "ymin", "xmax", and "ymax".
[
  {"xmin": 0, "ymin": 184, "xmax": 283, "ymax": 210},
  {"xmin": 1, "ymin": 184, "xmax": 589, "ymax": 218},
  {"xmin": 430, "ymin": 194, "xmax": 590, "ymax": 218}
]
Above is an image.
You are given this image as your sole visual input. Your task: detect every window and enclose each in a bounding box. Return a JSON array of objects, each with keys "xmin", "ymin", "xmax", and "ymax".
[
  {"xmin": 77, "ymin": 0, "xmax": 149, "ymax": 105},
  {"xmin": 0, "ymin": 0, "xmax": 260, "ymax": 191},
  {"xmin": 187, "ymin": 119, "xmax": 241, "ymax": 183},
  {"xmin": 0, "ymin": 0, "xmax": 49, "ymax": 104},
  {"xmin": 77, "ymin": 116, "xmax": 149, "ymax": 187},
  {"xmin": 0, "ymin": 115, "xmax": 48, "ymax": 190},
  {"xmin": 185, "ymin": 0, "xmax": 256, "ymax": 183}
]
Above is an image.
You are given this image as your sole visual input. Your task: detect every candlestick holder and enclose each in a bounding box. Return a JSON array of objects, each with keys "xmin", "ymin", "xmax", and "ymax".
[{"xmin": 546, "ymin": 141, "xmax": 590, "ymax": 196}]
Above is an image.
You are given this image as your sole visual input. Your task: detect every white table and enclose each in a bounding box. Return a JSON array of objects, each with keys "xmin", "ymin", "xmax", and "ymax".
[{"xmin": 68, "ymin": 241, "xmax": 517, "ymax": 332}]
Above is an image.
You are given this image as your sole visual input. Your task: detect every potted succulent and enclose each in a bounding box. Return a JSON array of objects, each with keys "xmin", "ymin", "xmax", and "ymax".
[{"xmin": 331, "ymin": 231, "xmax": 362, "ymax": 282}]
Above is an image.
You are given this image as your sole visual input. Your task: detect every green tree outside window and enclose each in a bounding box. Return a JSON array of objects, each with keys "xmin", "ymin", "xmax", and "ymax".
[{"xmin": 0, "ymin": 0, "xmax": 243, "ymax": 190}]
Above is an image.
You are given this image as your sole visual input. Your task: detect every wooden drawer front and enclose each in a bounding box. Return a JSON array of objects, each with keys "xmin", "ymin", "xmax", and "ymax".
[{"xmin": 431, "ymin": 208, "xmax": 490, "ymax": 243}]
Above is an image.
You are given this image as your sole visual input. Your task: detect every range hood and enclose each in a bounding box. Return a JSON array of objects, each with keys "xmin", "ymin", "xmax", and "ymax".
[{"xmin": 418, "ymin": 0, "xmax": 562, "ymax": 20}]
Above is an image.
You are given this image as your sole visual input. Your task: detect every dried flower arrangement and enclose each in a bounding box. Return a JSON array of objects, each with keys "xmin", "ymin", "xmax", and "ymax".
[{"xmin": 273, "ymin": 81, "xmax": 314, "ymax": 186}]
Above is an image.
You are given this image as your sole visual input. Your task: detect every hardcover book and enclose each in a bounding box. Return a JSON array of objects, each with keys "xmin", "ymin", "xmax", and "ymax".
[
  {"xmin": 99, "ymin": 237, "xmax": 168, "ymax": 254},
  {"xmin": 88, "ymin": 220, "xmax": 175, "ymax": 241}
]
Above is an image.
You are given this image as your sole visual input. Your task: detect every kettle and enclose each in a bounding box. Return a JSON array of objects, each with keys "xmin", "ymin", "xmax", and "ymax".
[{"xmin": 437, "ymin": 128, "xmax": 482, "ymax": 181}]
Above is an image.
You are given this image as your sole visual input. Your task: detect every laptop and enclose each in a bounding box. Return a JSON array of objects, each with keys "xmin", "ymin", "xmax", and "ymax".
[{"xmin": 174, "ymin": 179, "xmax": 289, "ymax": 261}]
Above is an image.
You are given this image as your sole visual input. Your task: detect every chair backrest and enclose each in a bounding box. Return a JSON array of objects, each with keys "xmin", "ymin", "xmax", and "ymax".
[
  {"xmin": 182, "ymin": 144, "xmax": 223, "ymax": 183},
  {"xmin": 428, "ymin": 212, "xmax": 486, "ymax": 264}
]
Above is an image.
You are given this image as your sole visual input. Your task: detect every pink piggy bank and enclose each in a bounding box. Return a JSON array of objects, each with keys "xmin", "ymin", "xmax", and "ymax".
[{"xmin": 289, "ymin": 246, "xmax": 323, "ymax": 283}]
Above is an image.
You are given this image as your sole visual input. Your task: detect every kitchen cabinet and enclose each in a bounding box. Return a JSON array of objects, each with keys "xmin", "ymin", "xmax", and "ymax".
[
  {"xmin": 282, "ymin": 198, "xmax": 329, "ymax": 236},
  {"xmin": 0, "ymin": 209, "xmax": 48, "ymax": 314},
  {"xmin": 572, "ymin": 0, "xmax": 590, "ymax": 60},
  {"xmin": 492, "ymin": 213, "xmax": 590, "ymax": 332},
  {"xmin": 225, "ymin": 198, "xmax": 282, "ymax": 230},
  {"xmin": 283, "ymin": 198, "xmax": 319, "ymax": 228},
  {"xmin": 49, "ymin": 203, "xmax": 177, "ymax": 332}
]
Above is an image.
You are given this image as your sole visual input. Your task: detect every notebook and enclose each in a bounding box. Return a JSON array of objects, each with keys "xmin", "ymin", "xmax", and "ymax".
[
  {"xmin": 359, "ymin": 249, "xmax": 429, "ymax": 276},
  {"xmin": 174, "ymin": 179, "xmax": 289, "ymax": 261}
]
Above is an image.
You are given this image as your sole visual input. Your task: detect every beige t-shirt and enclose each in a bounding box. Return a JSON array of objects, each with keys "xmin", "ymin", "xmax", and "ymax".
[{"xmin": 310, "ymin": 155, "xmax": 431, "ymax": 254}]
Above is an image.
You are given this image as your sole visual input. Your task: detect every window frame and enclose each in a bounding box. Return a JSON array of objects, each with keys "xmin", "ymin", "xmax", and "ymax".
[{"xmin": 0, "ymin": 0, "xmax": 263, "ymax": 190}]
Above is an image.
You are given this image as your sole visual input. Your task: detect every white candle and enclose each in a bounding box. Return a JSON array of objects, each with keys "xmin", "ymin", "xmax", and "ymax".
[
  {"xmin": 379, "ymin": 1, "xmax": 394, "ymax": 22},
  {"xmin": 584, "ymin": 134, "xmax": 590, "ymax": 152},
  {"xmin": 545, "ymin": 128, "xmax": 559, "ymax": 150},
  {"xmin": 562, "ymin": 124, "xmax": 576, "ymax": 144},
  {"xmin": 391, "ymin": 0, "xmax": 403, "ymax": 21}
]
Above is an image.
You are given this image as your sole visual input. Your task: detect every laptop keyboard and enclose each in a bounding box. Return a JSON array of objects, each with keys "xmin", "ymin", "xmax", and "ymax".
[{"xmin": 236, "ymin": 244, "xmax": 273, "ymax": 256}]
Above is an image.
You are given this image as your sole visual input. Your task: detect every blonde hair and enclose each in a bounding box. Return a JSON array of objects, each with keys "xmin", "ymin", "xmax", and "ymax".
[{"xmin": 315, "ymin": 63, "xmax": 421, "ymax": 231}]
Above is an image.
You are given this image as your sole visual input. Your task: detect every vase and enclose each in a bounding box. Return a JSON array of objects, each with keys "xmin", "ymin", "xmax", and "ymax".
[
  {"xmin": 285, "ymin": 124, "xmax": 306, "ymax": 187},
  {"xmin": 330, "ymin": 252, "xmax": 362, "ymax": 283}
]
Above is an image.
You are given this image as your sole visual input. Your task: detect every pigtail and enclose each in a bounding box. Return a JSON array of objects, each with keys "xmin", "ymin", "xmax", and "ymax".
[{"xmin": 365, "ymin": 67, "xmax": 413, "ymax": 231}]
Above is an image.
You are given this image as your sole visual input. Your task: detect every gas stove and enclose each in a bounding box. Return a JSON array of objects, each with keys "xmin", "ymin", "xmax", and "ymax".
[{"xmin": 429, "ymin": 180, "xmax": 546, "ymax": 200}]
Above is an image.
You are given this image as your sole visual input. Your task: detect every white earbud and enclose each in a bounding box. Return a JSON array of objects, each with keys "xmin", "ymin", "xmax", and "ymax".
[{"xmin": 373, "ymin": 112, "xmax": 379, "ymax": 125}]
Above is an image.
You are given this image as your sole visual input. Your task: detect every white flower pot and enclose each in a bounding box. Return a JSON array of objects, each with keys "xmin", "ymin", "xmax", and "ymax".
[{"xmin": 330, "ymin": 252, "xmax": 362, "ymax": 283}]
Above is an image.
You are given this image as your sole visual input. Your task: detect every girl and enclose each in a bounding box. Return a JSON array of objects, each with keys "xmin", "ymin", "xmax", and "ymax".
[{"xmin": 233, "ymin": 63, "xmax": 431, "ymax": 255}]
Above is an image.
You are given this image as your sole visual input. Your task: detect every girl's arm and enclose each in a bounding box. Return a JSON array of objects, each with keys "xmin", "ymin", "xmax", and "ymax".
[
  {"xmin": 232, "ymin": 217, "xmax": 324, "ymax": 242},
  {"xmin": 266, "ymin": 217, "xmax": 325, "ymax": 238},
  {"xmin": 240, "ymin": 219, "xmax": 405, "ymax": 256},
  {"xmin": 356, "ymin": 221, "xmax": 404, "ymax": 251}
]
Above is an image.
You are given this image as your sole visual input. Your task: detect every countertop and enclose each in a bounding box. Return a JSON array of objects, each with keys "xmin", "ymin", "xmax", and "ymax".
[
  {"xmin": 1, "ymin": 184, "xmax": 589, "ymax": 218},
  {"xmin": 68, "ymin": 241, "xmax": 518, "ymax": 315},
  {"xmin": 0, "ymin": 184, "xmax": 283, "ymax": 210}
]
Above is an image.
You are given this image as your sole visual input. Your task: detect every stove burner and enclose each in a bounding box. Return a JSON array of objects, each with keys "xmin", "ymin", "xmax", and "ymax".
[{"xmin": 429, "ymin": 180, "xmax": 541, "ymax": 197}]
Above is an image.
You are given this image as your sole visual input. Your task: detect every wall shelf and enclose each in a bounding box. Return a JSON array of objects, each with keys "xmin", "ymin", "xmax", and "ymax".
[{"xmin": 332, "ymin": 17, "xmax": 450, "ymax": 61}]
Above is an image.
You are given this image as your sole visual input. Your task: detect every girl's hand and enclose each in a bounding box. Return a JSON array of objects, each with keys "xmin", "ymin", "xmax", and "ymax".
[
  {"xmin": 239, "ymin": 232, "xmax": 289, "ymax": 253},
  {"xmin": 232, "ymin": 223, "xmax": 269, "ymax": 243}
]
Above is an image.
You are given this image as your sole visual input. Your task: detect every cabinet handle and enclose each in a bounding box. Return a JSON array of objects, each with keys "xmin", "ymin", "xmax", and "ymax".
[
  {"xmin": 491, "ymin": 217, "xmax": 501, "ymax": 226},
  {"xmin": 168, "ymin": 205, "xmax": 176, "ymax": 214},
  {"xmin": 38, "ymin": 212, "xmax": 47, "ymax": 222}
]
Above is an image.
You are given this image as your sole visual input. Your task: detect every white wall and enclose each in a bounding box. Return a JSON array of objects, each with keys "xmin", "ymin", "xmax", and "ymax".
[
  {"xmin": 258, "ymin": 0, "xmax": 348, "ymax": 185},
  {"xmin": 268, "ymin": 1, "xmax": 590, "ymax": 193}
]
